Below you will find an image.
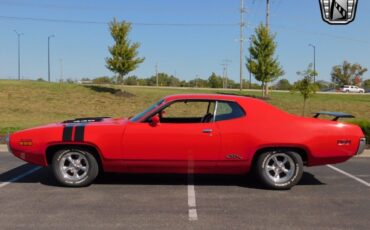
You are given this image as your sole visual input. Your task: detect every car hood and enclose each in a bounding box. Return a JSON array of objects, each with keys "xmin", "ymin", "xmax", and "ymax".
[{"xmin": 14, "ymin": 117, "xmax": 129, "ymax": 134}]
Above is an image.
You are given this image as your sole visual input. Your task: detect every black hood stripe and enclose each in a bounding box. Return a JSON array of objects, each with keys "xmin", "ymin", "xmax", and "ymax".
[
  {"xmin": 74, "ymin": 124, "xmax": 85, "ymax": 142},
  {"xmin": 62, "ymin": 124, "xmax": 74, "ymax": 142}
]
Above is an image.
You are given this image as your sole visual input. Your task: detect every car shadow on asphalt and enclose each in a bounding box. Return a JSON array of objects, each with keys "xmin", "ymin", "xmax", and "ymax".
[{"xmin": 0, "ymin": 164, "xmax": 325, "ymax": 189}]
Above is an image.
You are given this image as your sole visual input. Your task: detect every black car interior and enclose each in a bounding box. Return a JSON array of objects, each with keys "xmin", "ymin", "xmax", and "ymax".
[
  {"xmin": 159, "ymin": 100, "xmax": 215, "ymax": 123},
  {"xmin": 147, "ymin": 100, "xmax": 245, "ymax": 124}
]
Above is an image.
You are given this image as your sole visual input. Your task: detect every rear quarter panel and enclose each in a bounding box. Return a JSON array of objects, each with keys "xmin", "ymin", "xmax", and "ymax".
[{"xmin": 237, "ymin": 98, "xmax": 363, "ymax": 166}]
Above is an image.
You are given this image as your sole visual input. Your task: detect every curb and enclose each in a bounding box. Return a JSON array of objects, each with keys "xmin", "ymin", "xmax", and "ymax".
[
  {"xmin": 0, "ymin": 144, "xmax": 369, "ymax": 157},
  {"xmin": 357, "ymin": 149, "xmax": 370, "ymax": 158},
  {"xmin": 0, "ymin": 145, "xmax": 8, "ymax": 152}
]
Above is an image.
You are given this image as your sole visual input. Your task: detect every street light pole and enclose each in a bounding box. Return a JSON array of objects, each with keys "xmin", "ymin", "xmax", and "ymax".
[
  {"xmin": 249, "ymin": 37, "xmax": 252, "ymax": 89},
  {"xmin": 155, "ymin": 63, "xmax": 159, "ymax": 87},
  {"xmin": 14, "ymin": 30, "xmax": 23, "ymax": 80},
  {"xmin": 239, "ymin": 0, "xmax": 245, "ymax": 91},
  {"xmin": 48, "ymin": 35, "xmax": 55, "ymax": 82},
  {"xmin": 309, "ymin": 44, "xmax": 316, "ymax": 83}
]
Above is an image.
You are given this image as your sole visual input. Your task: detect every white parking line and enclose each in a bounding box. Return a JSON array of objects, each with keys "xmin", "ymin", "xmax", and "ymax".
[
  {"xmin": 327, "ymin": 165, "xmax": 370, "ymax": 187},
  {"xmin": 187, "ymin": 174, "xmax": 198, "ymax": 221},
  {"xmin": 0, "ymin": 166, "xmax": 42, "ymax": 188}
]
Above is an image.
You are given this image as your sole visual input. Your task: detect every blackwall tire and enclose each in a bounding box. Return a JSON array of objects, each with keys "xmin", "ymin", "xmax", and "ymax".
[
  {"xmin": 255, "ymin": 150, "xmax": 303, "ymax": 190},
  {"xmin": 52, "ymin": 149, "xmax": 99, "ymax": 187}
]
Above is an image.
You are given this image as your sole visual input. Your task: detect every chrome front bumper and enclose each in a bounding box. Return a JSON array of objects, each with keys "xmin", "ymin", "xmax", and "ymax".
[
  {"xmin": 5, "ymin": 134, "xmax": 11, "ymax": 153},
  {"xmin": 356, "ymin": 138, "xmax": 366, "ymax": 155}
]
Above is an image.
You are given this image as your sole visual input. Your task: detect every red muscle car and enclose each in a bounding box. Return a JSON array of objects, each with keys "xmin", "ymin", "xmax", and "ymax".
[{"xmin": 7, "ymin": 94, "xmax": 366, "ymax": 189}]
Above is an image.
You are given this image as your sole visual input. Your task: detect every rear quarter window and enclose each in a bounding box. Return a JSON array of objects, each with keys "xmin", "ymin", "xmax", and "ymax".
[{"xmin": 215, "ymin": 101, "xmax": 245, "ymax": 121}]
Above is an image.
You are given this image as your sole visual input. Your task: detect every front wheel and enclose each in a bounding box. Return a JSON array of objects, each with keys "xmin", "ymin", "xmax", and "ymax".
[
  {"xmin": 255, "ymin": 150, "xmax": 303, "ymax": 190},
  {"xmin": 52, "ymin": 149, "xmax": 99, "ymax": 187}
]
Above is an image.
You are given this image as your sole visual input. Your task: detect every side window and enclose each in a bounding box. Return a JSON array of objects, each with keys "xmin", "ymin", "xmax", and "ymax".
[
  {"xmin": 215, "ymin": 101, "xmax": 245, "ymax": 121},
  {"xmin": 159, "ymin": 100, "xmax": 216, "ymax": 123}
]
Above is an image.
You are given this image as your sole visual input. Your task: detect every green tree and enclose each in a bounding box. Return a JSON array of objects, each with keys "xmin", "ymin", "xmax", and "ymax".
[
  {"xmin": 145, "ymin": 73, "xmax": 181, "ymax": 87},
  {"xmin": 363, "ymin": 79, "xmax": 370, "ymax": 90},
  {"xmin": 189, "ymin": 77, "xmax": 208, "ymax": 88},
  {"xmin": 106, "ymin": 18, "xmax": 145, "ymax": 84},
  {"xmin": 179, "ymin": 80, "xmax": 189, "ymax": 87},
  {"xmin": 208, "ymin": 72, "xmax": 223, "ymax": 88},
  {"xmin": 315, "ymin": 80, "xmax": 333, "ymax": 91},
  {"xmin": 124, "ymin": 75, "xmax": 139, "ymax": 85},
  {"xmin": 292, "ymin": 64, "xmax": 318, "ymax": 116},
  {"xmin": 275, "ymin": 78, "xmax": 291, "ymax": 90},
  {"xmin": 331, "ymin": 61, "xmax": 367, "ymax": 86},
  {"xmin": 247, "ymin": 24, "xmax": 284, "ymax": 97}
]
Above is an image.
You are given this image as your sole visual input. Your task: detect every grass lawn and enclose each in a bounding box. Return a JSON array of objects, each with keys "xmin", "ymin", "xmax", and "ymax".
[{"xmin": 0, "ymin": 80, "xmax": 369, "ymax": 135}]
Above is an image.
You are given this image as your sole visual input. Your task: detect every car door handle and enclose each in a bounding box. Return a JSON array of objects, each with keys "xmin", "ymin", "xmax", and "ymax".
[{"xmin": 202, "ymin": 129, "xmax": 213, "ymax": 133}]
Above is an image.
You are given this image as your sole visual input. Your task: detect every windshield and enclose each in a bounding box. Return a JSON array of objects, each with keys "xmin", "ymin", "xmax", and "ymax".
[{"xmin": 130, "ymin": 99, "xmax": 165, "ymax": 122}]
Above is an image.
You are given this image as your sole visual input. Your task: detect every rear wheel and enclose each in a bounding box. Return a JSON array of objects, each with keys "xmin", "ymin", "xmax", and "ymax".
[
  {"xmin": 52, "ymin": 149, "xmax": 99, "ymax": 187},
  {"xmin": 255, "ymin": 150, "xmax": 303, "ymax": 190}
]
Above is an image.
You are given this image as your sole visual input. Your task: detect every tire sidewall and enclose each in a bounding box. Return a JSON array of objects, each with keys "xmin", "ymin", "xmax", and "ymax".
[
  {"xmin": 257, "ymin": 150, "xmax": 303, "ymax": 190},
  {"xmin": 52, "ymin": 149, "xmax": 99, "ymax": 187}
]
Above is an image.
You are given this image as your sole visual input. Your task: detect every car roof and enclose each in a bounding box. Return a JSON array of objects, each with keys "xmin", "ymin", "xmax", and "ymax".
[{"xmin": 163, "ymin": 94, "xmax": 255, "ymax": 103}]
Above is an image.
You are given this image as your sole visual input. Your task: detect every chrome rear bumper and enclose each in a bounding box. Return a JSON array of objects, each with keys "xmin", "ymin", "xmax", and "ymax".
[
  {"xmin": 5, "ymin": 134, "xmax": 12, "ymax": 154},
  {"xmin": 356, "ymin": 138, "xmax": 366, "ymax": 155}
]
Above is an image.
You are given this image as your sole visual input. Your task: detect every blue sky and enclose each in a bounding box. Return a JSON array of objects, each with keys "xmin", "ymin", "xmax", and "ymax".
[{"xmin": 0, "ymin": 0, "xmax": 369, "ymax": 83}]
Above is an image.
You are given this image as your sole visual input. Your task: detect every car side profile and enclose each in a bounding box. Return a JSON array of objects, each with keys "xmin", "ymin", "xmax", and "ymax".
[
  {"xmin": 7, "ymin": 94, "xmax": 366, "ymax": 189},
  {"xmin": 340, "ymin": 85, "xmax": 365, "ymax": 93}
]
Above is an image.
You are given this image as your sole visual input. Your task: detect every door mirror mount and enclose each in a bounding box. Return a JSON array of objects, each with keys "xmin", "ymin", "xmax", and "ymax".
[{"xmin": 150, "ymin": 115, "xmax": 160, "ymax": 127}]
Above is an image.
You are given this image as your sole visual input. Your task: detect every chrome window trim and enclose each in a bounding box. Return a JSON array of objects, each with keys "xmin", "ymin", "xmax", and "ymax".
[{"xmin": 212, "ymin": 101, "xmax": 218, "ymax": 122}]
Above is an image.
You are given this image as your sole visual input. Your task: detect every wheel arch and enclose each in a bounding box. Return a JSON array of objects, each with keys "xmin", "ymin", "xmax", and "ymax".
[
  {"xmin": 251, "ymin": 147, "xmax": 309, "ymax": 167},
  {"xmin": 45, "ymin": 144, "xmax": 104, "ymax": 172}
]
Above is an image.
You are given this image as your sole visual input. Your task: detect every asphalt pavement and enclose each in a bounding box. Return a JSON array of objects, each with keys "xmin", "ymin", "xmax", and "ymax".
[{"xmin": 0, "ymin": 150, "xmax": 370, "ymax": 230}]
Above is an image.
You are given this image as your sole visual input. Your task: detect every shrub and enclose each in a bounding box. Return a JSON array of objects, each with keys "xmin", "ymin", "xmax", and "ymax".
[
  {"xmin": 92, "ymin": 76, "xmax": 112, "ymax": 84},
  {"xmin": 0, "ymin": 127, "xmax": 21, "ymax": 135},
  {"xmin": 348, "ymin": 120, "xmax": 370, "ymax": 144}
]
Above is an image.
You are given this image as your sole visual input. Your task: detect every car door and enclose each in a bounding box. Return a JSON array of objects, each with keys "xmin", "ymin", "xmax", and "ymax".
[
  {"xmin": 121, "ymin": 100, "xmax": 221, "ymax": 171},
  {"xmin": 213, "ymin": 101, "xmax": 249, "ymax": 173}
]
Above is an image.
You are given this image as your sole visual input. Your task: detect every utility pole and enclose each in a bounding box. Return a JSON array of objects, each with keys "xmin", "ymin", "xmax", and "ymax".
[
  {"xmin": 60, "ymin": 58, "xmax": 64, "ymax": 82},
  {"xmin": 239, "ymin": 0, "xmax": 245, "ymax": 91},
  {"xmin": 221, "ymin": 59, "xmax": 232, "ymax": 88},
  {"xmin": 14, "ymin": 30, "xmax": 23, "ymax": 80},
  {"xmin": 249, "ymin": 37, "xmax": 252, "ymax": 89},
  {"xmin": 48, "ymin": 35, "xmax": 55, "ymax": 82},
  {"xmin": 155, "ymin": 63, "xmax": 159, "ymax": 87},
  {"xmin": 266, "ymin": 0, "xmax": 270, "ymax": 29},
  {"xmin": 309, "ymin": 44, "xmax": 316, "ymax": 83},
  {"xmin": 263, "ymin": 0, "xmax": 270, "ymax": 96},
  {"xmin": 221, "ymin": 64, "xmax": 226, "ymax": 88}
]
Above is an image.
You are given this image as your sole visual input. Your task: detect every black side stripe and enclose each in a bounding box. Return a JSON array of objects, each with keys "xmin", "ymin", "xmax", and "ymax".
[
  {"xmin": 74, "ymin": 124, "xmax": 85, "ymax": 142},
  {"xmin": 62, "ymin": 125, "xmax": 74, "ymax": 142}
]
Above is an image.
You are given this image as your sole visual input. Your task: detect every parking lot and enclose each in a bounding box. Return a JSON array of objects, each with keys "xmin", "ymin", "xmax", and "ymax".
[{"xmin": 0, "ymin": 150, "xmax": 369, "ymax": 230}]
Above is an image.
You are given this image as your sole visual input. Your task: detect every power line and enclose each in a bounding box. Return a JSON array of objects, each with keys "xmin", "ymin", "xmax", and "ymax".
[
  {"xmin": 270, "ymin": 23, "xmax": 370, "ymax": 45},
  {"xmin": 0, "ymin": 1, "xmax": 240, "ymax": 15},
  {"xmin": 1, "ymin": 15, "xmax": 368, "ymax": 44},
  {"xmin": 0, "ymin": 15, "xmax": 237, "ymax": 27}
]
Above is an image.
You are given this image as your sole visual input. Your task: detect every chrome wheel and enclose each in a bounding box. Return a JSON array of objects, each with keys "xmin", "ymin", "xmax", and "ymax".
[
  {"xmin": 59, "ymin": 151, "xmax": 89, "ymax": 181},
  {"xmin": 264, "ymin": 153, "xmax": 295, "ymax": 184}
]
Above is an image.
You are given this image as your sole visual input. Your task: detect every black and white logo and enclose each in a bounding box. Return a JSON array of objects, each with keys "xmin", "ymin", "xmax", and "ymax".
[{"xmin": 319, "ymin": 0, "xmax": 358, "ymax": 25}]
